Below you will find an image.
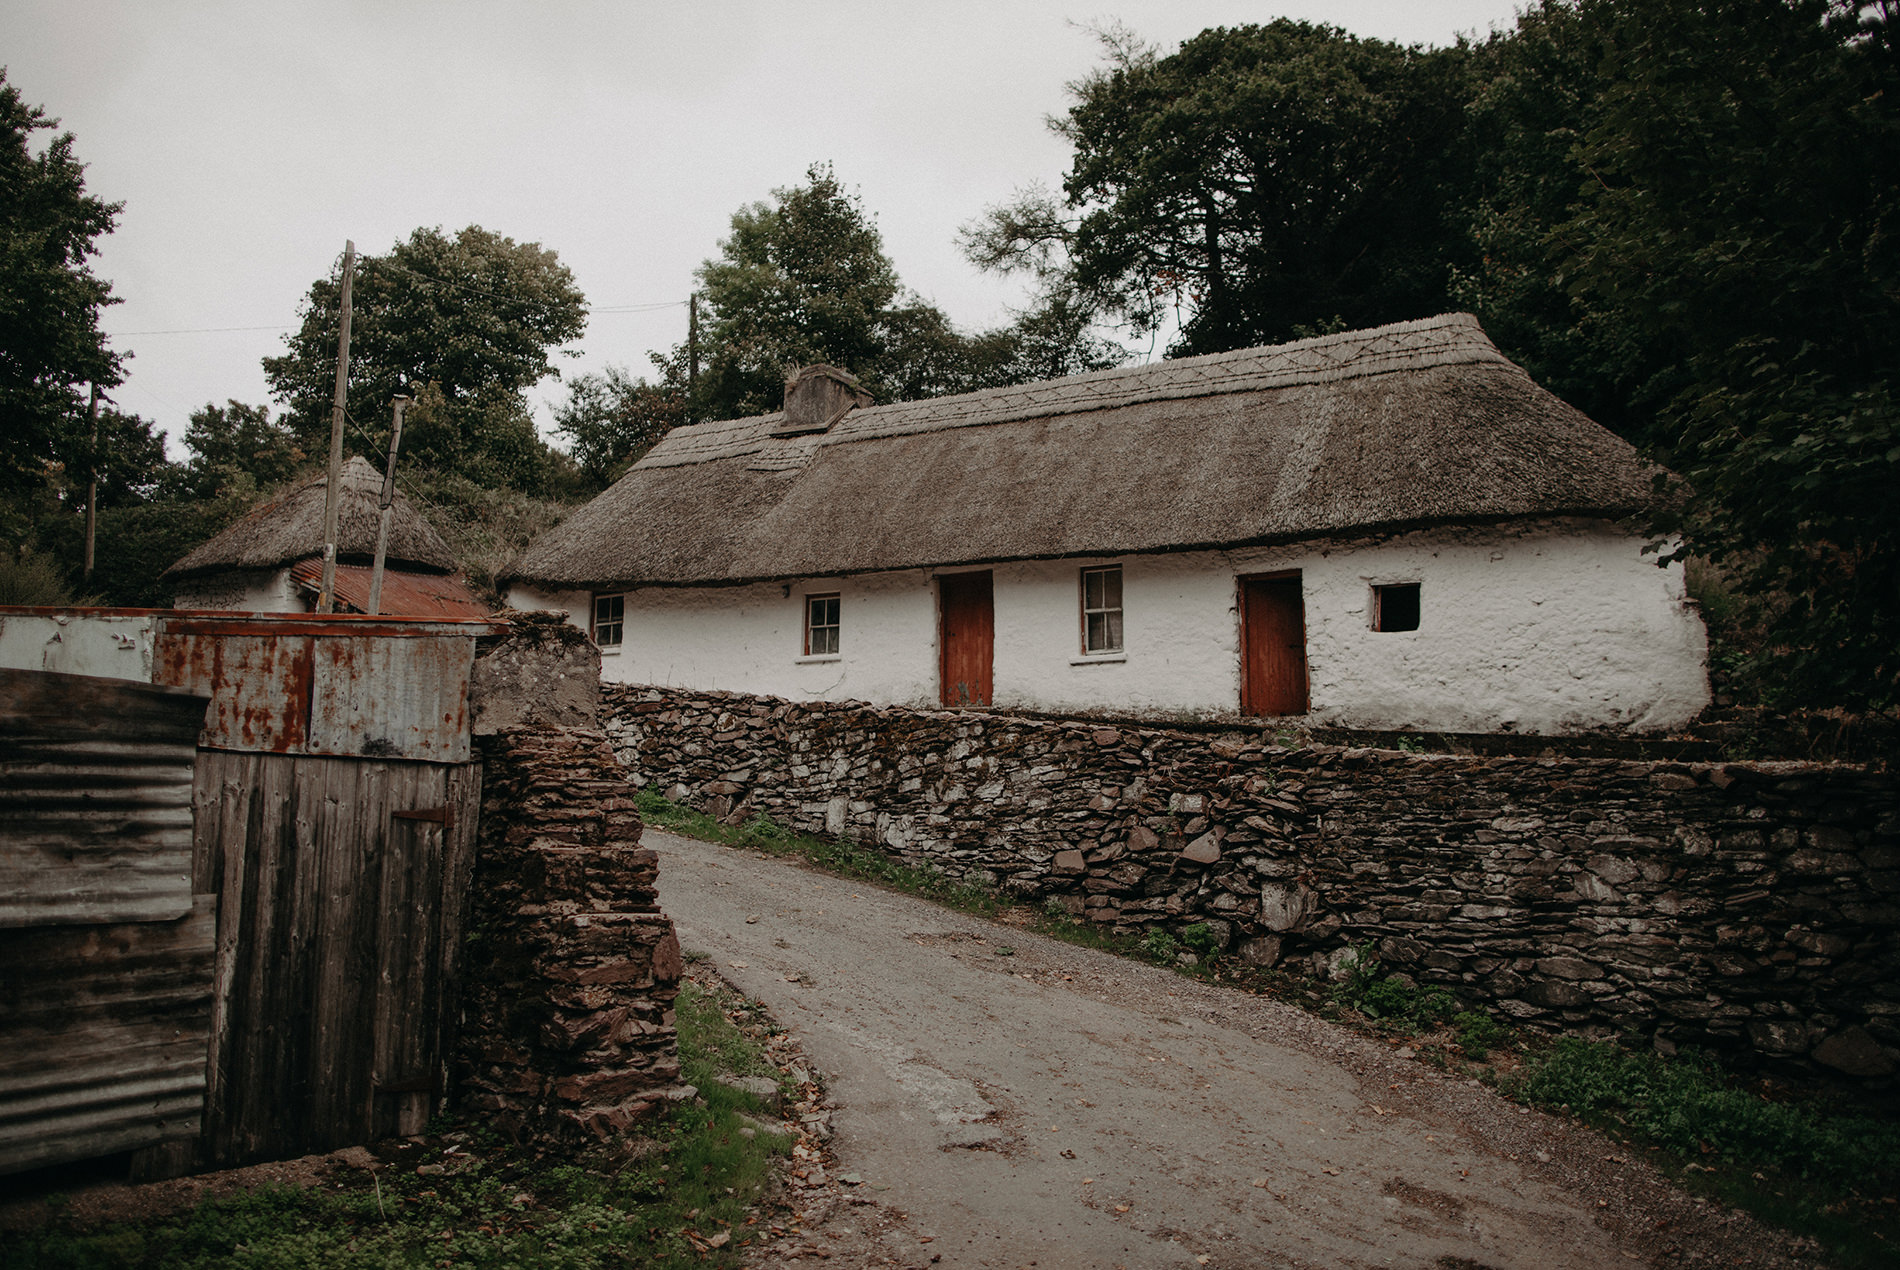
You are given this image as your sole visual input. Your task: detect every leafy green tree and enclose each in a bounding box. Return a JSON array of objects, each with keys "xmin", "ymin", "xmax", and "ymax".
[
  {"xmin": 965, "ymin": 23, "xmax": 1476, "ymax": 355},
  {"xmin": 262, "ymin": 225, "xmax": 587, "ymax": 491},
  {"xmin": 553, "ymin": 354, "xmax": 689, "ymax": 489},
  {"xmin": 0, "ymin": 69, "xmax": 124, "ymax": 501},
  {"xmin": 176, "ymin": 399, "xmax": 305, "ymax": 498},
  {"xmin": 1546, "ymin": 0, "xmax": 1900, "ymax": 707},
  {"xmin": 691, "ymin": 164, "xmax": 1116, "ymax": 422}
]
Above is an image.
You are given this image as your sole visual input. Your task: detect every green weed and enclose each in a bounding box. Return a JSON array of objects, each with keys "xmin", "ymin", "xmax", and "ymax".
[{"xmin": 1511, "ymin": 1037, "xmax": 1900, "ymax": 1267}]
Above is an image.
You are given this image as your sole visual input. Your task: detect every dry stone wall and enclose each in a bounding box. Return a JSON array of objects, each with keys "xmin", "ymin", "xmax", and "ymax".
[
  {"xmin": 602, "ymin": 684, "xmax": 1899, "ymax": 1085},
  {"xmin": 458, "ymin": 725, "xmax": 688, "ymax": 1142}
]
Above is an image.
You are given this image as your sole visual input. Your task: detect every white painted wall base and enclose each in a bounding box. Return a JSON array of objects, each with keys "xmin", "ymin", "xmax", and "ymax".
[
  {"xmin": 509, "ymin": 519, "xmax": 1710, "ymax": 735},
  {"xmin": 171, "ymin": 567, "xmax": 303, "ymax": 613}
]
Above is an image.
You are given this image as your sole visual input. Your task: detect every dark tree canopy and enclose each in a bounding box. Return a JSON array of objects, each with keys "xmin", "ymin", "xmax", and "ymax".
[
  {"xmin": 966, "ymin": 23, "xmax": 1475, "ymax": 355},
  {"xmin": 176, "ymin": 399, "xmax": 305, "ymax": 499},
  {"xmin": 263, "ymin": 225, "xmax": 587, "ymax": 491},
  {"xmin": 0, "ymin": 68, "xmax": 125, "ymax": 498},
  {"xmin": 690, "ymin": 164, "xmax": 1117, "ymax": 422}
]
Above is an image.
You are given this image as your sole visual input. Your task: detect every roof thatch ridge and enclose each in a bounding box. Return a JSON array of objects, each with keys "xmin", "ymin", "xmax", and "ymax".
[
  {"xmin": 505, "ymin": 313, "xmax": 1669, "ymax": 593},
  {"xmin": 638, "ymin": 313, "xmax": 1511, "ymax": 470},
  {"xmin": 164, "ymin": 455, "xmax": 459, "ymax": 579}
]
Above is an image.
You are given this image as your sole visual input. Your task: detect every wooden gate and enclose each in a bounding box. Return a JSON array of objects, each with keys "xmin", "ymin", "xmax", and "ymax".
[
  {"xmin": 192, "ymin": 752, "xmax": 479, "ymax": 1166},
  {"xmin": 938, "ymin": 571, "xmax": 994, "ymax": 707},
  {"xmin": 1240, "ymin": 574, "xmax": 1309, "ymax": 716}
]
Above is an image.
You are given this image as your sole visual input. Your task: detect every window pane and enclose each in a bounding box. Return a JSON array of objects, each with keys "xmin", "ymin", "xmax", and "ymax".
[
  {"xmin": 1084, "ymin": 570, "xmax": 1103, "ymax": 609},
  {"xmin": 1104, "ymin": 610, "xmax": 1123, "ymax": 652},
  {"xmin": 1102, "ymin": 567, "xmax": 1122, "ymax": 609}
]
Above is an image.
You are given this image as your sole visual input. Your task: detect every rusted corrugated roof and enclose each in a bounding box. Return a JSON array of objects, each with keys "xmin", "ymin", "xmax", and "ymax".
[{"xmin": 287, "ymin": 558, "xmax": 491, "ymax": 620}]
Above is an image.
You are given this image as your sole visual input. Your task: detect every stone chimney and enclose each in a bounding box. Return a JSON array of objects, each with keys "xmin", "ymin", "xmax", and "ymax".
[{"xmin": 771, "ymin": 364, "xmax": 872, "ymax": 437}]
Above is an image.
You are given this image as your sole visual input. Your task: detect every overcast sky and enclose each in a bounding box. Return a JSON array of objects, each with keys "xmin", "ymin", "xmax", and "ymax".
[{"xmin": 8, "ymin": 0, "xmax": 1527, "ymax": 455}]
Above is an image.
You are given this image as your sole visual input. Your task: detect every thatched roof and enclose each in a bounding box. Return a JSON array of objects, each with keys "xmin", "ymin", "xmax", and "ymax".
[
  {"xmin": 165, "ymin": 456, "xmax": 458, "ymax": 579},
  {"xmin": 508, "ymin": 314, "xmax": 1668, "ymax": 592}
]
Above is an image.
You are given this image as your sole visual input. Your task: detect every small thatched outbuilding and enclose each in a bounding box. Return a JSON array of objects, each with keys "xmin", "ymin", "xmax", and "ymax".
[
  {"xmin": 165, "ymin": 456, "xmax": 489, "ymax": 619},
  {"xmin": 506, "ymin": 314, "xmax": 1709, "ymax": 733}
]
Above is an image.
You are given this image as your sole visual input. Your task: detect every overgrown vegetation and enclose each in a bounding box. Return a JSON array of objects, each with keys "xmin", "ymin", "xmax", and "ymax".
[
  {"xmin": 1511, "ymin": 1039, "xmax": 1900, "ymax": 1266},
  {"xmin": 0, "ymin": 977, "xmax": 794, "ymax": 1269}
]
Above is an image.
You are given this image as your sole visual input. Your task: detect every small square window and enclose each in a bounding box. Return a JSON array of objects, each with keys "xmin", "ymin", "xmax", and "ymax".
[
  {"xmin": 1081, "ymin": 565, "xmax": 1124, "ymax": 654},
  {"xmin": 592, "ymin": 593, "xmax": 624, "ymax": 647},
  {"xmin": 805, "ymin": 593, "xmax": 840, "ymax": 656},
  {"xmin": 1372, "ymin": 583, "xmax": 1420, "ymax": 632}
]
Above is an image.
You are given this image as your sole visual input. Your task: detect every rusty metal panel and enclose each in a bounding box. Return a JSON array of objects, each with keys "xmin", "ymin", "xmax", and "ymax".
[
  {"xmin": 0, "ymin": 669, "xmax": 210, "ymax": 928},
  {"xmin": 286, "ymin": 560, "xmax": 492, "ymax": 621},
  {"xmin": 154, "ymin": 630, "xmax": 314, "ymax": 753},
  {"xmin": 150, "ymin": 614, "xmax": 487, "ymax": 761},
  {"xmin": 0, "ymin": 895, "xmax": 215, "ymax": 1175},
  {"xmin": 305, "ymin": 635, "xmax": 474, "ymax": 762}
]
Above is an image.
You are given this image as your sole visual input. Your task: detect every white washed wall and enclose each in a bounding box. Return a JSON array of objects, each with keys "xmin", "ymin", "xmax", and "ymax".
[
  {"xmin": 170, "ymin": 567, "xmax": 302, "ymax": 613},
  {"xmin": 509, "ymin": 518, "xmax": 1710, "ymax": 734}
]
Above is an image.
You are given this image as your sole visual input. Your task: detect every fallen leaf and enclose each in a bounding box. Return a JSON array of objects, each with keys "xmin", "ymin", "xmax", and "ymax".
[
  {"xmin": 1250, "ymin": 1178, "xmax": 1270, "ymax": 1189},
  {"xmin": 707, "ymin": 1231, "xmax": 731, "ymax": 1248},
  {"xmin": 1322, "ymin": 1167, "xmax": 1340, "ymax": 1176}
]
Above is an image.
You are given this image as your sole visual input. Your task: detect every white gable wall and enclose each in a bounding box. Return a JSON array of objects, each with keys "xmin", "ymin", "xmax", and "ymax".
[
  {"xmin": 170, "ymin": 567, "xmax": 303, "ymax": 613},
  {"xmin": 510, "ymin": 518, "xmax": 1709, "ymax": 734}
]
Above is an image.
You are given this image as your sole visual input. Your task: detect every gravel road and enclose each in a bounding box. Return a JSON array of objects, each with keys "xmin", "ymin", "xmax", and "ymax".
[{"xmin": 650, "ymin": 829, "xmax": 1824, "ymax": 1270}]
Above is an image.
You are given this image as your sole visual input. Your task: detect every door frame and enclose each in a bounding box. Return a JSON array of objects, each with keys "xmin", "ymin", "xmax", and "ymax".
[
  {"xmin": 1237, "ymin": 570, "xmax": 1309, "ymax": 717},
  {"xmin": 936, "ymin": 569, "xmax": 994, "ymax": 708}
]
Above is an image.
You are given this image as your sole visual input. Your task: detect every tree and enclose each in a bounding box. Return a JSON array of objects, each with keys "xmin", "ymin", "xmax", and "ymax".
[
  {"xmin": 263, "ymin": 225, "xmax": 587, "ymax": 491},
  {"xmin": 964, "ymin": 23, "xmax": 1476, "ymax": 355},
  {"xmin": 0, "ymin": 69, "xmax": 124, "ymax": 500},
  {"xmin": 176, "ymin": 399, "xmax": 304, "ymax": 499},
  {"xmin": 553, "ymin": 354, "xmax": 690, "ymax": 489},
  {"xmin": 1546, "ymin": 0, "xmax": 1900, "ymax": 708},
  {"xmin": 690, "ymin": 164, "xmax": 1115, "ymax": 422}
]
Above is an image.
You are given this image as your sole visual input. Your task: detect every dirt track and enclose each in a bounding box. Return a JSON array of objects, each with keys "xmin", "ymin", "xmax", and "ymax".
[{"xmin": 651, "ymin": 828, "xmax": 1823, "ymax": 1270}]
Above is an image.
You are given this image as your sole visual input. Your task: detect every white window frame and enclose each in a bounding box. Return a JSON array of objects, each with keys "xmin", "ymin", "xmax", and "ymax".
[
  {"xmin": 1080, "ymin": 565, "xmax": 1124, "ymax": 655},
  {"xmin": 592, "ymin": 592, "xmax": 625, "ymax": 649},
  {"xmin": 804, "ymin": 592, "xmax": 840, "ymax": 657}
]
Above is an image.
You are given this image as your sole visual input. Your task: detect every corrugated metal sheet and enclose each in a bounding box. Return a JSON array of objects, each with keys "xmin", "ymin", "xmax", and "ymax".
[
  {"xmin": 287, "ymin": 559, "xmax": 492, "ymax": 620},
  {"xmin": 153, "ymin": 615, "xmax": 492, "ymax": 762},
  {"xmin": 0, "ymin": 610, "xmax": 160, "ymax": 682},
  {"xmin": 0, "ymin": 896, "xmax": 215, "ymax": 1175},
  {"xmin": 0, "ymin": 668, "xmax": 210, "ymax": 928}
]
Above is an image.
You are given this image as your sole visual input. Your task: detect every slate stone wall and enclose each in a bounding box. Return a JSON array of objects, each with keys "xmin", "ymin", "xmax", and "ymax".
[
  {"xmin": 458, "ymin": 725, "xmax": 688, "ymax": 1142},
  {"xmin": 602, "ymin": 684, "xmax": 1899, "ymax": 1084}
]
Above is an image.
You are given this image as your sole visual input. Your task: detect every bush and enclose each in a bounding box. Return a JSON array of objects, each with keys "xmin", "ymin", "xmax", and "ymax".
[{"xmin": 1514, "ymin": 1039, "xmax": 1900, "ymax": 1186}]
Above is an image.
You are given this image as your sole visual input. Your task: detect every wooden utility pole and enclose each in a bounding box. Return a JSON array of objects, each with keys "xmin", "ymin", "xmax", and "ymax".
[
  {"xmin": 316, "ymin": 241, "xmax": 356, "ymax": 615},
  {"xmin": 366, "ymin": 393, "xmax": 411, "ymax": 616},
  {"xmin": 687, "ymin": 292, "xmax": 699, "ymax": 422},
  {"xmin": 83, "ymin": 383, "xmax": 99, "ymax": 584}
]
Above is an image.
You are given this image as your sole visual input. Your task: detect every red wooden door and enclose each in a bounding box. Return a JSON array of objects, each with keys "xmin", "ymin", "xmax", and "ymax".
[
  {"xmin": 1240, "ymin": 575, "xmax": 1308, "ymax": 716},
  {"xmin": 938, "ymin": 572, "xmax": 994, "ymax": 707}
]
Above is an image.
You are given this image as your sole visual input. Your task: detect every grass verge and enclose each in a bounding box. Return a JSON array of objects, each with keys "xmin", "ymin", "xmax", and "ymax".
[
  {"xmin": 643, "ymin": 792, "xmax": 1900, "ymax": 1267},
  {"xmin": 635, "ymin": 787, "xmax": 1005, "ymax": 917},
  {"xmin": 0, "ymin": 975, "xmax": 793, "ymax": 1270}
]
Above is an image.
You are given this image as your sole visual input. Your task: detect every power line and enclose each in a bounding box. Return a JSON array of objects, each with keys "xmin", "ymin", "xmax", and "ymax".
[
  {"xmin": 107, "ymin": 323, "xmax": 296, "ymax": 336},
  {"xmin": 105, "ymin": 298, "xmax": 685, "ymax": 340}
]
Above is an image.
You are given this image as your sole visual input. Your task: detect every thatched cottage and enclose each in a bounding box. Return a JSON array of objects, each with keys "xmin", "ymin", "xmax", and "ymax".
[
  {"xmin": 506, "ymin": 314, "xmax": 1709, "ymax": 734},
  {"xmin": 165, "ymin": 455, "xmax": 489, "ymax": 618}
]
